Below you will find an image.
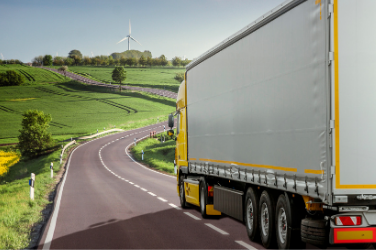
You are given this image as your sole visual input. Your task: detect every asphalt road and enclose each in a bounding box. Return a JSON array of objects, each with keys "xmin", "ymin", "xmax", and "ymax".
[
  {"xmin": 40, "ymin": 66, "xmax": 178, "ymax": 99},
  {"xmin": 38, "ymin": 122, "xmax": 262, "ymax": 249}
]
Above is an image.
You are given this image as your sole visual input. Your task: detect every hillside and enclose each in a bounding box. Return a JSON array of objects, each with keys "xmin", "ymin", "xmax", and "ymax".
[
  {"xmin": 110, "ymin": 50, "xmax": 152, "ymax": 59},
  {"xmin": 0, "ymin": 64, "xmax": 66, "ymax": 85},
  {"xmin": 0, "ymin": 80, "xmax": 175, "ymax": 144}
]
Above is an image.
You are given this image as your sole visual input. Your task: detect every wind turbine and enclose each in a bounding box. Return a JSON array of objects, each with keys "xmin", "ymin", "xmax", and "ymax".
[{"xmin": 116, "ymin": 20, "xmax": 141, "ymax": 50}]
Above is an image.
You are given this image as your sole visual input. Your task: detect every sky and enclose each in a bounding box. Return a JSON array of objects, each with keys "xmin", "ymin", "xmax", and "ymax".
[{"xmin": 0, "ymin": 0, "xmax": 286, "ymax": 63}]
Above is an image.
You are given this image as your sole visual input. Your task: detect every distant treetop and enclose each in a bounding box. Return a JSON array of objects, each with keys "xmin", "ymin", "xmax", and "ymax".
[
  {"xmin": 111, "ymin": 50, "xmax": 152, "ymax": 60},
  {"xmin": 68, "ymin": 50, "xmax": 83, "ymax": 59}
]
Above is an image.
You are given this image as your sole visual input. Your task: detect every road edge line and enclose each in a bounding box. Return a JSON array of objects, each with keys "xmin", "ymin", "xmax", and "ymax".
[{"xmin": 42, "ymin": 144, "xmax": 82, "ymax": 250}]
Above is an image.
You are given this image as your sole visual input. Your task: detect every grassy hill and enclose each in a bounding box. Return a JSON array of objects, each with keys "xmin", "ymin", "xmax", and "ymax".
[
  {"xmin": 111, "ymin": 50, "xmax": 152, "ymax": 59},
  {"xmin": 0, "ymin": 64, "xmax": 66, "ymax": 85},
  {"xmin": 0, "ymin": 80, "xmax": 175, "ymax": 144},
  {"xmin": 51, "ymin": 66, "xmax": 185, "ymax": 93}
]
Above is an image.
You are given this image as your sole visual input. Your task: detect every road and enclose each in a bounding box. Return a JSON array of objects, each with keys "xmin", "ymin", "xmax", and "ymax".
[
  {"xmin": 38, "ymin": 122, "xmax": 262, "ymax": 249},
  {"xmin": 40, "ymin": 66, "xmax": 178, "ymax": 99}
]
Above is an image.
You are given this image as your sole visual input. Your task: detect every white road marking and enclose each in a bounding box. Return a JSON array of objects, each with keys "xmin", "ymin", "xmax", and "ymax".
[
  {"xmin": 148, "ymin": 192, "xmax": 156, "ymax": 196},
  {"xmin": 184, "ymin": 212, "xmax": 201, "ymax": 220},
  {"xmin": 129, "ymin": 182, "xmax": 134, "ymax": 184},
  {"xmin": 157, "ymin": 197, "xmax": 167, "ymax": 202},
  {"xmin": 141, "ymin": 188, "xmax": 147, "ymax": 191},
  {"xmin": 235, "ymin": 241, "xmax": 257, "ymax": 249},
  {"xmin": 134, "ymin": 185, "xmax": 139, "ymax": 188},
  {"xmin": 205, "ymin": 223, "xmax": 229, "ymax": 235},
  {"xmin": 168, "ymin": 203, "xmax": 181, "ymax": 210}
]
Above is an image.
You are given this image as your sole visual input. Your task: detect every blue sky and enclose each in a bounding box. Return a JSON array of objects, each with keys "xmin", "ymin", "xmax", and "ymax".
[{"xmin": 1, "ymin": 0, "xmax": 285, "ymax": 62}]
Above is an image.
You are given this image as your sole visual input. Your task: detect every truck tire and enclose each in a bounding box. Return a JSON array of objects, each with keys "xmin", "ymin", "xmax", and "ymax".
[
  {"xmin": 258, "ymin": 190, "xmax": 277, "ymax": 249},
  {"xmin": 275, "ymin": 194, "xmax": 305, "ymax": 249},
  {"xmin": 200, "ymin": 179, "xmax": 207, "ymax": 218},
  {"xmin": 179, "ymin": 175, "xmax": 188, "ymax": 208},
  {"xmin": 301, "ymin": 218, "xmax": 328, "ymax": 248},
  {"xmin": 244, "ymin": 187, "xmax": 260, "ymax": 241}
]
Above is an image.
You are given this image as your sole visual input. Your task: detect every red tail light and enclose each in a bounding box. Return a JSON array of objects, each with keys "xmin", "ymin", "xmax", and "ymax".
[
  {"xmin": 208, "ymin": 186, "xmax": 214, "ymax": 197},
  {"xmin": 335, "ymin": 216, "xmax": 362, "ymax": 226}
]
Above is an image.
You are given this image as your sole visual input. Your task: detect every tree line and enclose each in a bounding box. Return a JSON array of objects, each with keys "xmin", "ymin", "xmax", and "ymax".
[{"xmin": 32, "ymin": 50, "xmax": 191, "ymax": 67}]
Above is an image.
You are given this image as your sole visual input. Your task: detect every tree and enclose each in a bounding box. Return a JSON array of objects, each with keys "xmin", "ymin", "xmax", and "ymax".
[
  {"xmin": 108, "ymin": 56, "xmax": 114, "ymax": 66},
  {"xmin": 68, "ymin": 50, "xmax": 82, "ymax": 59},
  {"xmin": 181, "ymin": 59, "xmax": 192, "ymax": 67},
  {"xmin": 53, "ymin": 56, "xmax": 64, "ymax": 66},
  {"xmin": 112, "ymin": 66, "xmax": 126, "ymax": 85},
  {"xmin": 146, "ymin": 57, "xmax": 152, "ymax": 67},
  {"xmin": 172, "ymin": 56, "xmax": 182, "ymax": 67},
  {"xmin": 18, "ymin": 110, "xmax": 54, "ymax": 157},
  {"xmin": 43, "ymin": 55, "xmax": 53, "ymax": 66},
  {"xmin": 120, "ymin": 56, "xmax": 127, "ymax": 66},
  {"xmin": 152, "ymin": 58, "xmax": 161, "ymax": 67},
  {"xmin": 159, "ymin": 55, "xmax": 168, "ymax": 66},
  {"xmin": 58, "ymin": 66, "xmax": 68, "ymax": 78},
  {"xmin": 0, "ymin": 70, "xmax": 24, "ymax": 86},
  {"xmin": 64, "ymin": 57, "xmax": 74, "ymax": 66},
  {"xmin": 139, "ymin": 55, "xmax": 146, "ymax": 67},
  {"xmin": 0, "ymin": 59, "xmax": 3, "ymax": 65},
  {"xmin": 83, "ymin": 56, "xmax": 91, "ymax": 66},
  {"xmin": 32, "ymin": 55, "xmax": 43, "ymax": 66}
]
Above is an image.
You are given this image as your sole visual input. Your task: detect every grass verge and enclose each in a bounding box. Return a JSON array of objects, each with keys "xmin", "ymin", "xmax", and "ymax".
[{"xmin": 131, "ymin": 131, "xmax": 176, "ymax": 174}]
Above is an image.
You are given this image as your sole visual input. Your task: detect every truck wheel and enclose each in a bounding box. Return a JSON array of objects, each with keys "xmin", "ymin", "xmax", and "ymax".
[
  {"xmin": 275, "ymin": 194, "xmax": 305, "ymax": 249},
  {"xmin": 200, "ymin": 179, "xmax": 207, "ymax": 218},
  {"xmin": 258, "ymin": 190, "xmax": 277, "ymax": 249},
  {"xmin": 179, "ymin": 175, "xmax": 188, "ymax": 208},
  {"xmin": 301, "ymin": 218, "xmax": 329, "ymax": 248},
  {"xmin": 244, "ymin": 187, "xmax": 260, "ymax": 241}
]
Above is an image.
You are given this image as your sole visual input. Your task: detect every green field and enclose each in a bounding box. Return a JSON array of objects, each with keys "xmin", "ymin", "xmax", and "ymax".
[
  {"xmin": 50, "ymin": 66, "xmax": 185, "ymax": 93},
  {"xmin": 131, "ymin": 131, "xmax": 175, "ymax": 174},
  {"xmin": 0, "ymin": 64, "xmax": 66, "ymax": 85},
  {"xmin": 0, "ymin": 80, "xmax": 175, "ymax": 144}
]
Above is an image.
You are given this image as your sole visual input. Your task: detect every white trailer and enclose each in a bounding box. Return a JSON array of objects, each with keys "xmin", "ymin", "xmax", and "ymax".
[{"xmin": 173, "ymin": 0, "xmax": 376, "ymax": 248}]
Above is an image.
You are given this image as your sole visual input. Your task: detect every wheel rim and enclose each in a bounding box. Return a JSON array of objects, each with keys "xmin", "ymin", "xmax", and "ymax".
[
  {"xmin": 277, "ymin": 207, "xmax": 287, "ymax": 244},
  {"xmin": 261, "ymin": 202, "xmax": 269, "ymax": 236},
  {"xmin": 246, "ymin": 199, "xmax": 254, "ymax": 230}
]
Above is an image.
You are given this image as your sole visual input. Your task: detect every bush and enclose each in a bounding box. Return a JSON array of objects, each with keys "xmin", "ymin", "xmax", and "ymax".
[
  {"xmin": 18, "ymin": 110, "xmax": 54, "ymax": 158},
  {"xmin": 174, "ymin": 73, "xmax": 184, "ymax": 82},
  {"xmin": 0, "ymin": 70, "xmax": 24, "ymax": 86}
]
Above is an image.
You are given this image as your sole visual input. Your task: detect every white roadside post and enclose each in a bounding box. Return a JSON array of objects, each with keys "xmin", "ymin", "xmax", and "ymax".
[
  {"xmin": 60, "ymin": 154, "xmax": 62, "ymax": 164},
  {"xmin": 164, "ymin": 125, "xmax": 165, "ymax": 133},
  {"xmin": 50, "ymin": 162, "xmax": 53, "ymax": 178},
  {"xmin": 134, "ymin": 138, "xmax": 136, "ymax": 146},
  {"xmin": 29, "ymin": 173, "xmax": 35, "ymax": 200},
  {"xmin": 142, "ymin": 150, "xmax": 144, "ymax": 161}
]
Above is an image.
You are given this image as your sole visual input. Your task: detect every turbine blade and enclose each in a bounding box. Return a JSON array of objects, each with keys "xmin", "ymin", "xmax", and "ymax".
[
  {"xmin": 116, "ymin": 36, "xmax": 128, "ymax": 44},
  {"xmin": 130, "ymin": 36, "xmax": 142, "ymax": 46},
  {"xmin": 129, "ymin": 19, "xmax": 131, "ymax": 35}
]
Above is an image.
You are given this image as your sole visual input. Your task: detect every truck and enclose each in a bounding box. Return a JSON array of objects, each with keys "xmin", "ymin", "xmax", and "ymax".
[{"xmin": 168, "ymin": 0, "xmax": 376, "ymax": 249}]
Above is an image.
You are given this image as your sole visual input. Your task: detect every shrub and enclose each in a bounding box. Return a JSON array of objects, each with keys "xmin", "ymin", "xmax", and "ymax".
[
  {"xmin": 174, "ymin": 73, "xmax": 184, "ymax": 82},
  {"xmin": 0, "ymin": 70, "xmax": 24, "ymax": 86}
]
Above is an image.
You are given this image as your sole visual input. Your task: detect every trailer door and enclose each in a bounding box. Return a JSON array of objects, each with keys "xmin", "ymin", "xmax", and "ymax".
[{"xmin": 333, "ymin": 0, "xmax": 376, "ymax": 195}]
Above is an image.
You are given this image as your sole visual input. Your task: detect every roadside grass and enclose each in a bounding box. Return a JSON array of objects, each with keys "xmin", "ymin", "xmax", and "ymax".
[
  {"xmin": 131, "ymin": 131, "xmax": 175, "ymax": 174},
  {"xmin": 0, "ymin": 64, "xmax": 65, "ymax": 85},
  {"xmin": 49, "ymin": 66, "xmax": 184, "ymax": 93},
  {"xmin": 0, "ymin": 80, "xmax": 175, "ymax": 144},
  {"xmin": 0, "ymin": 148, "xmax": 67, "ymax": 249}
]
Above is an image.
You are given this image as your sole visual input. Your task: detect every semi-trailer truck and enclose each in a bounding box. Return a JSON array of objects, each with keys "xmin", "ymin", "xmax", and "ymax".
[{"xmin": 169, "ymin": 0, "xmax": 376, "ymax": 248}]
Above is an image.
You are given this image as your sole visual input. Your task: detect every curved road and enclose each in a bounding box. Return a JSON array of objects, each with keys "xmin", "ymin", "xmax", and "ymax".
[
  {"xmin": 38, "ymin": 122, "xmax": 261, "ymax": 249},
  {"xmin": 40, "ymin": 66, "xmax": 178, "ymax": 99}
]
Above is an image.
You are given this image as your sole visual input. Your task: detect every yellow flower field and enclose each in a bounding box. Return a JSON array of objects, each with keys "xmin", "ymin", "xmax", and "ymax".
[{"xmin": 0, "ymin": 151, "xmax": 20, "ymax": 176}]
